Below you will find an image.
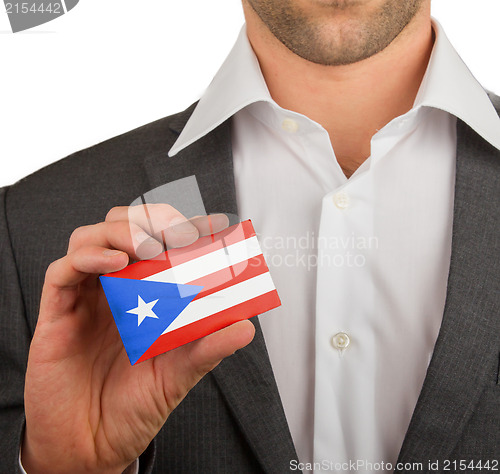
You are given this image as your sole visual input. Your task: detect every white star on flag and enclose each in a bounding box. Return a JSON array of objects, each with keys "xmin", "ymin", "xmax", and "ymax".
[{"xmin": 127, "ymin": 295, "xmax": 159, "ymax": 326}]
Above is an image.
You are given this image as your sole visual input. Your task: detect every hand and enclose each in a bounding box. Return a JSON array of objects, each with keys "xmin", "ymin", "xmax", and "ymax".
[{"xmin": 22, "ymin": 205, "xmax": 255, "ymax": 474}]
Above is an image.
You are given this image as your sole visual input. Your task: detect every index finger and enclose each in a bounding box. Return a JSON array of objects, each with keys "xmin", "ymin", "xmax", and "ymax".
[
  {"xmin": 106, "ymin": 205, "xmax": 230, "ymax": 248},
  {"xmin": 106, "ymin": 204, "xmax": 199, "ymax": 249}
]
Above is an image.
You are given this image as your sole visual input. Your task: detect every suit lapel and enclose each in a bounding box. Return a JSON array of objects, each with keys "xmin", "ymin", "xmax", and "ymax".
[
  {"xmin": 143, "ymin": 109, "xmax": 298, "ymax": 472},
  {"xmin": 396, "ymin": 119, "xmax": 500, "ymax": 467},
  {"xmin": 211, "ymin": 323, "xmax": 299, "ymax": 473},
  {"xmin": 143, "ymin": 105, "xmax": 238, "ymax": 218}
]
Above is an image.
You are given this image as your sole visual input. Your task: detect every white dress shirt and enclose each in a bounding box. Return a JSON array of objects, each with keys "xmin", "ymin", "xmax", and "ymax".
[{"xmin": 169, "ymin": 19, "xmax": 500, "ymax": 473}]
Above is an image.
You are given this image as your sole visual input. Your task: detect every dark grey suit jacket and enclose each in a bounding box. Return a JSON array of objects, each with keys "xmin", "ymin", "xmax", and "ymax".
[{"xmin": 0, "ymin": 97, "xmax": 499, "ymax": 473}]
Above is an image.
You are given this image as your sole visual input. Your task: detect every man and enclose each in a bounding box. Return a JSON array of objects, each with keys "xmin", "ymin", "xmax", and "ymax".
[{"xmin": 1, "ymin": 0, "xmax": 498, "ymax": 472}]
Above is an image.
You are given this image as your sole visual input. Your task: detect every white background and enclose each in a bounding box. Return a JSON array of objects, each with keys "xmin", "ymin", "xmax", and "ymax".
[{"xmin": 1, "ymin": 0, "xmax": 499, "ymax": 187}]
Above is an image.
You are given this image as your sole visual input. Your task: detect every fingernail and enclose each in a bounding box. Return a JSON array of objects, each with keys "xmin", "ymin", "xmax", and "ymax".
[
  {"xmin": 170, "ymin": 217, "xmax": 197, "ymax": 234},
  {"xmin": 103, "ymin": 249, "xmax": 123, "ymax": 257}
]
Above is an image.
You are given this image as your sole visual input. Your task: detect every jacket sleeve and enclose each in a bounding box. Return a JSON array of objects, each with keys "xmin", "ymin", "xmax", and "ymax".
[{"xmin": 0, "ymin": 186, "xmax": 31, "ymax": 474}]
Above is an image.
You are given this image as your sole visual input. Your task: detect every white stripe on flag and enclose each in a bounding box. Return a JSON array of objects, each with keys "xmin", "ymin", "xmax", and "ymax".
[
  {"xmin": 162, "ymin": 272, "xmax": 276, "ymax": 334},
  {"xmin": 143, "ymin": 236, "xmax": 262, "ymax": 284}
]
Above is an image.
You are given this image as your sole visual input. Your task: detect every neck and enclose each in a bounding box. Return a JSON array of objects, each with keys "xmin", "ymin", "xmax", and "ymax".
[{"xmin": 244, "ymin": 3, "xmax": 434, "ymax": 178}]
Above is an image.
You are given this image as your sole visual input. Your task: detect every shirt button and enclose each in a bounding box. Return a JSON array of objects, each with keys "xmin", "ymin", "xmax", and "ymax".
[
  {"xmin": 331, "ymin": 332, "xmax": 350, "ymax": 350},
  {"xmin": 282, "ymin": 118, "xmax": 299, "ymax": 133},
  {"xmin": 333, "ymin": 192, "xmax": 350, "ymax": 209}
]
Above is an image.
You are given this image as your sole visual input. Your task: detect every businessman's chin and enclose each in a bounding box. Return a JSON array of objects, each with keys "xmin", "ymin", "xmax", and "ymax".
[{"xmin": 245, "ymin": 0, "xmax": 426, "ymax": 65}]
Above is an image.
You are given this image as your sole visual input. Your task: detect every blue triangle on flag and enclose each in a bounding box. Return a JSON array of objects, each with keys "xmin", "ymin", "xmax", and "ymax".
[{"xmin": 100, "ymin": 276, "xmax": 203, "ymax": 365}]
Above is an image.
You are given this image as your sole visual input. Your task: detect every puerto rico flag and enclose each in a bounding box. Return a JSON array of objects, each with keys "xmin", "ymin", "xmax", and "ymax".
[{"xmin": 100, "ymin": 220, "xmax": 280, "ymax": 365}]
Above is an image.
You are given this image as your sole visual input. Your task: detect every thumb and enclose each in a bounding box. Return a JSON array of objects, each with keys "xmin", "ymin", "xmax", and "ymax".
[
  {"xmin": 186, "ymin": 319, "xmax": 256, "ymax": 373},
  {"xmin": 154, "ymin": 320, "xmax": 256, "ymax": 406}
]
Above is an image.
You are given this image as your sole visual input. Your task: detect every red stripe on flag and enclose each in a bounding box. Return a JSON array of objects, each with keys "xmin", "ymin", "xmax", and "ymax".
[
  {"xmin": 107, "ymin": 220, "xmax": 255, "ymax": 281},
  {"xmin": 135, "ymin": 290, "xmax": 281, "ymax": 364},
  {"xmin": 189, "ymin": 254, "xmax": 269, "ymax": 300}
]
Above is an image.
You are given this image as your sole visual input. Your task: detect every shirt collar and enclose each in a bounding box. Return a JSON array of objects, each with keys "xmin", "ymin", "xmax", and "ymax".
[
  {"xmin": 169, "ymin": 20, "xmax": 500, "ymax": 157},
  {"xmin": 169, "ymin": 26, "xmax": 272, "ymax": 157},
  {"xmin": 415, "ymin": 19, "xmax": 500, "ymax": 150}
]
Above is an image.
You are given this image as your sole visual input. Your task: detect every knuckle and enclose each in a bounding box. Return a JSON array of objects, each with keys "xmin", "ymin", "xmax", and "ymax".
[
  {"xmin": 116, "ymin": 221, "xmax": 134, "ymax": 244},
  {"xmin": 68, "ymin": 226, "xmax": 87, "ymax": 248},
  {"xmin": 68, "ymin": 223, "xmax": 104, "ymax": 252},
  {"xmin": 147, "ymin": 203, "xmax": 176, "ymax": 215},
  {"xmin": 105, "ymin": 206, "xmax": 124, "ymax": 222},
  {"xmin": 44, "ymin": 259, "xmax": 61, "ymax": 282},
  {"xmin": 159, "ymin": 203, "xmax": 176, "ymax": 212},
  {"xmin": 126, "ymin": 221, "xmax": 142, "ymax": 236}
]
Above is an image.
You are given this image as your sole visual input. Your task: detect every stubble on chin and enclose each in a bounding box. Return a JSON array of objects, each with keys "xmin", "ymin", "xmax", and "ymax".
[{"xmin": 245, "ymin": 0, "xmax": 425, "ymax": 66}]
